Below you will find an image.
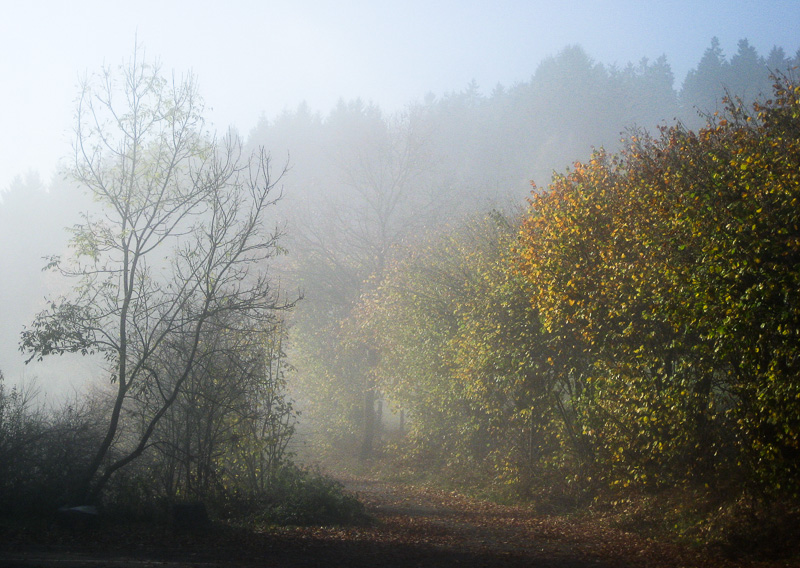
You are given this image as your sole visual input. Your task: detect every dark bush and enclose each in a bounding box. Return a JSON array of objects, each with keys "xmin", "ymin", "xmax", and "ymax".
[
  {"xmin": 222, "ymin": 465, "xmax": 368, "ymax": 526},
  {"xmin": 0, "ymin": 376, "xmax": 106, "ymax": 518}
]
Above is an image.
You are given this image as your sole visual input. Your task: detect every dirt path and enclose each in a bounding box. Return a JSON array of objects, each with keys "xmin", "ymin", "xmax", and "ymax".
[
  {"xmin": 0, "ymin": 478, "xmax": 764, "ymax": 567},
  {"xmin": 340, "ymin": 477, "xmax": 611, "ymax": 567}
]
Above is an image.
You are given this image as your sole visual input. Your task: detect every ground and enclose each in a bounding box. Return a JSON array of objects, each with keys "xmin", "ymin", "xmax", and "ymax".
[{"xmin": 0, "ymin": 477, "xmax": 796, "ymax": 567}]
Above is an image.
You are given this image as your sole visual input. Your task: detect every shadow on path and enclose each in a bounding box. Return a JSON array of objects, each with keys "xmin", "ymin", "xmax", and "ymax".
[{"xmin": 0, "ymin": 479, "xmax": 622, "ymax": 568}]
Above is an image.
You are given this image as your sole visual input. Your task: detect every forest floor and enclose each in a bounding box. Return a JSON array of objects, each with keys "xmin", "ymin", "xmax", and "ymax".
[{"xmin": 1, "ymin": 476, "xmax": 798, "ymax": 567}]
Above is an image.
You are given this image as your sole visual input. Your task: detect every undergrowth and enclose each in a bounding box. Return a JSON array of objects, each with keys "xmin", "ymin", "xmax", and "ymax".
[
  {"xmin": 222, "ymin": 465, "xmax": 369, "ymax": 527},
  {"xmin": 589, "ymin": 484, "xmax": 800, "ymax": 561}
]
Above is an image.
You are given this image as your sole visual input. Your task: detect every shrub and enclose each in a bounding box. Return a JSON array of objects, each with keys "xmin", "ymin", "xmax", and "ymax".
[
  {"xmin": 224, "ymin": 465, "xmax": 367, "ymax": 526},
  {"xmin": 0, "ymin": 374, "xmax": 107, "ymax": 517}
]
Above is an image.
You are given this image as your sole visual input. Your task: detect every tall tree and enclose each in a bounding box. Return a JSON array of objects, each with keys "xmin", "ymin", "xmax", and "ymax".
[
  {"xmin": 681, "ymin": 37, "xmax": 730, "ymax": 119},
  {"xmin": 518, "ymin": 76, "xmax": 800, "ymax": 492},
  {"xmin": 20, "ymin": 47, "xmax": 292, "ymax": 503},
  {"xmin": 728, "ymin": 39, "xmax": 768, "ymax": 101}
]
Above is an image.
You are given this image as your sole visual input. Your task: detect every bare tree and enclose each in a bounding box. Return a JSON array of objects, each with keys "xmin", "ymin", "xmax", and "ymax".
[{"xmin": 20, "ymin": 46, "xmax": 293, "ymax": 504}]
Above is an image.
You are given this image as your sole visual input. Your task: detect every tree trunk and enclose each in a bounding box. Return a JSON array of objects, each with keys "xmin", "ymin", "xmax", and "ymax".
[{"xmin": 360, "ymin": 385, "xmax": 376, "ymax": 461}]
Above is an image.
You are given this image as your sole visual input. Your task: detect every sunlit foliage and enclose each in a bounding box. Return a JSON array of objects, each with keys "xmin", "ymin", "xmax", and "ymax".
[{"xmin": 518, "ymin": 75, "xmax": 800, "ymax": 494}]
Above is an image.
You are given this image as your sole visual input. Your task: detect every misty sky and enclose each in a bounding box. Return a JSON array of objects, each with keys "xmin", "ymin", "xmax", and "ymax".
[{"xmin": 1, "ymin": 0, "xmax": 799, "ymax": 193}]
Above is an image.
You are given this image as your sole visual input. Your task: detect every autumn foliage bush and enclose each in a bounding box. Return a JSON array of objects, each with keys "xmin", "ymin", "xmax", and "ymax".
[{"xmin": 517, "ymin": 74, "xmax": 800, "ymax": 496}]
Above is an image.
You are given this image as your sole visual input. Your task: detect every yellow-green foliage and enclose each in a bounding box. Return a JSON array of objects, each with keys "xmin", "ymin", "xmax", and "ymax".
[{"xmin": 518, "ymin": 76, "xmax": 800, "ymax": 494}]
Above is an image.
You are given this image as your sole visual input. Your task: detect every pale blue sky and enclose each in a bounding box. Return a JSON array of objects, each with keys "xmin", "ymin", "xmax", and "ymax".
[{"xmin": 1, "ymin": 0, "xmax": 799, "ymax": 193}]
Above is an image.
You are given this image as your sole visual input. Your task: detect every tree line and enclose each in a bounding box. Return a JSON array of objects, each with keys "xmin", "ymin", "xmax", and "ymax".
[
  {"xmin": 260, "ymin": 39, "xmax": 800, "ymax": 476},
  {"xmin": 0, "ymin": 38, "xmax": 797, "ymax": 524}
]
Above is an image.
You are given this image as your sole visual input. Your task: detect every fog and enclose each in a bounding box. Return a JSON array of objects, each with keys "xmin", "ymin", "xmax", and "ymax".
[
  {"xmin": 1, "ymin": 2, "xmax": 798, "ymax": 418},
  {"xmin": 3, "ymin": 9, "xmax": 800, "ymax": 556},
  {"xmin": 0, "ymin": 173, "xmax": 99, "ymax": 398},
  {"xmin": 3, "ymin": 2, "xmax": 799, "ymax": 189}
]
